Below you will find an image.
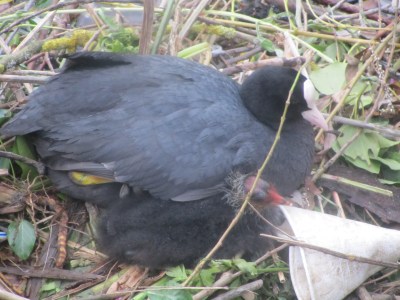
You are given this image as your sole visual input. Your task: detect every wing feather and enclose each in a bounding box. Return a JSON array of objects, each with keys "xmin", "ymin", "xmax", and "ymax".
[{"xmin": 1, "ymin": 53, "xmax": 270, "ymax": 200}]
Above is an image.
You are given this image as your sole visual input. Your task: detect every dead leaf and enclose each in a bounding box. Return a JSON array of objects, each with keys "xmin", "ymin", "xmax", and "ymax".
[{"xmin": 107, "ymin": 265, "xmax": 148, "ymax": 294}]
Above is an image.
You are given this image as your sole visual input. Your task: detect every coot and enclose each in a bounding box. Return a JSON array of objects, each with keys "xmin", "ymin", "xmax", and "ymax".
[
  {"xmin": 99, "ymin": 174, "xmax": 285, "ymax": 268},
  {"xmin": 1, "ymin": 52, "xmax": 326, "ymax": 206}
]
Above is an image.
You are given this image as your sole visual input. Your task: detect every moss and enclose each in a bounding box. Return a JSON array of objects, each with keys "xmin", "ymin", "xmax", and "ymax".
[{"xmin": 42, "ymin": 30, "xmax": 94, "ymax": 52}]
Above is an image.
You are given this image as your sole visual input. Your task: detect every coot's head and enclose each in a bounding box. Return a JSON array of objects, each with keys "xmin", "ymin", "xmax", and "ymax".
[
  {"xmin": 240, "ymin": 66, "xmax": 328, "ymax": 129},
  {"xmin": 224, "ymin": 172, "xmax": 292, "ymax": 212}
]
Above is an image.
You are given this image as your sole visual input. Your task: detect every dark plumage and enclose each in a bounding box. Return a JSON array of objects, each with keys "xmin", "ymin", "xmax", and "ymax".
[
  {"xmin": 1, "ymin": 52, "xmax": 327, "ymax": 267},
  {"xmin": 1, "ymin": 52, "xmax": 325, "ymax": 202},
  {"xmin": 99, "ymin": 182, "xmax": 284, "ymax": 268}
]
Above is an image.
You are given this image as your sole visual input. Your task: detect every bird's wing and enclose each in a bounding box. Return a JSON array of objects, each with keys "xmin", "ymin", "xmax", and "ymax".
[{"xmin": 1, "ymin": 53, "xmax": 268, "ymax": 201}]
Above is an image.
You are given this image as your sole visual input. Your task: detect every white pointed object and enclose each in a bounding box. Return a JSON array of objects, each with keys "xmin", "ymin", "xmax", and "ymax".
[
  {"xmin": 279, "ymin": 206, "xmax": 400, "ymax": 300},
  {"xmin": 301, "ymin": 78, "xmax": 329, "ymax": 131}
]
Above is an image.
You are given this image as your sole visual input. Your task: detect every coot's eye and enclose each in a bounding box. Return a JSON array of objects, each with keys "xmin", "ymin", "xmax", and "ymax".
[{"xmin": 250, "ymin": 189, "xmax": 268, "ymax": 203}]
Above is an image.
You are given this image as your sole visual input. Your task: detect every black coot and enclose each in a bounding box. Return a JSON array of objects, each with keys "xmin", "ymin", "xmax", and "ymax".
[
  {"xmin": 1, "ymin": 52, "xmax": 327, "ymax": 267},
  {"xmin": 99, "ymin": 176, "xmax": 285, "ymax": 268},
  {"xmin": 1, "ymin": 52, "xmax": 326, "ymax": 204}
]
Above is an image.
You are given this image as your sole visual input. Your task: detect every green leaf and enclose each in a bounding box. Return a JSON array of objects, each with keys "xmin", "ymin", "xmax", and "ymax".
[
  {"xmin": 345, "ymin": 80, "xmax": 373, "ymax": 107},
  {"xmin": 379, "ymin": 152, "xmax": 400, "ymax": 184},
  {"xmin": 333, "ymin": 125, "xmax": 400, "ymax": 174},
  {"xmin": 147, "ymin": 280, "xmax": 192, "ymax": 300},
  {"xmin": 177, "ymin": 43, "xmax": 210, "ymax": 59},
  {"xmin": 259, "ymin": 37, "xmax": 275, "ymax": 52},
  {"xmin": 343, "ymin": 155, "xmax": 381, "ymax": 174},
  {"xmin": 373, "ymin": 157, "xmax": 400, "ymax": 170},
  {"xmin": 197, "ymin": 265, "xmax": 220, "ymax": 286},
  {"xmin": 8, "ymin": 220, "xmax": 36, "ymax": 260},
  {"xmin": 0, "ymin": 109, "xmax": 9, "ymax": 118},
  {"xmin": 310, "ymin": 62, "xmax": 347, "ymax": 95},
  {"xmin": 209, "ymin": 259, "xmax": 234, "ymax": 269},
  {"xmin": 381, "ymin": 169, "xmax": 400, "ymax": 184},
  {"xmin": 12, "ymin": 136, "xmax": 38, "ymax": 180},
  {"xmin": 40, "ymin": 281, "xmax": 61, "ymax": 292},
  {"xmin": 232, "ymin": 259, "xmax": 258, "ymax": 276},
  {"xmin": 166, "ymin": 265, "xmax": 188, "ymax": 282},
  {"xmin": 323, "ymin": 43, "xmax": 346, "ymax": 61},
  {"xmin": 36, "ymin": 0, "xmax": 53, "ymax": 9},
  {"xmin": 0, "ymin": 109, "xmax": 12, "ymax": 127},
  {"xmin": 255, "ymin": 21, "xmax": 275, "ymax": 53},
  {"xmin": 0, "ymin": 157, "xmax": 10, "ymax": 176},
  {"xmin": 99, "ymin": 27, "xmax": 139, "ymax": 53}
]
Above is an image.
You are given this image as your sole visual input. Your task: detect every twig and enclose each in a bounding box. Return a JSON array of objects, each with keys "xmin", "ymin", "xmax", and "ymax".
[
  {"xmin": 194, "ymin": 17, "xmax": 261, "ymax": 43},
  {"xmin": 331, "ymin": 5, "xmax": 391, "ymax": 21},
  {"xmin": 320, "ymin": 173, "xmax": 393, "ymax": 197},
  {"xmin": 254, "ymin": 243, "xmax": 289, "ymax": 265},
  {"xmin": 81, "ymin": 292, "xmax": 132, "ymax": 300},
  {"xmin": 203, "ymin": 11, "xmax": 400, "ymax": 47},
  {"xmin": 326, "ymin": 114, "xmax": 400, "ymax": 139},
  {"xmin": 0, "ymin": 2, "xmax": 25, "ymax": 17},
  {"xmin": 364, "ymin": 208, "xmax": 380, "ymax": 226},
  {"xmin": 332, "ymin": 191, "xmax": 346, "ymax": 218},
  {"xmin": 0, "ymin": 266, "xmax": 103, "ymax": 281},
  {"xmin": 364, "ymin": 269, "xmax": 399, "ymax": 285},
  {"xmin": 0, "ymin": 150, "xmax": 45, "ymax": 175},
  {"xmin": 179, "ymin": 0, "xmax": 210, "ymax": 40},
  {"xmin": 41, "ymin": 278, "xmax": 105, "ymax": 300},
  {"xmin": 0, "ymin": 41, "xmax": 43, "ymax": 73},
  {"xmin": 0, "ymin": 74, "xmax": 49, "ymax": 84},
  {"xmin": 315, "ymin": 0, "xmax": 393, "ymax": 24},
  {"xmin": 357, "ymin": 286, "xmax": 373, "ymax": 300},
  {"xmin": 193, "ymin": 272, "xmax": 236, "ymax": 300},
  {"xmin": 139, "ymin": 0, "xmax": 154, "ymax": 55},
  {"xmin": 83, "ymin": 26, "xmax": 105, "ymax": 51},
  {"xmin": 13, "ymin": 11, "xmax": 56, "ymax": 53},
  {"xmin": 262, "ymin": 234, "xmax": 400, "ymax": 269},
  {"xmin": 223, "ymin": 46, "xmax": 263, "ymax": 65},
  {"xmin": 211, "ymin": 279, "xmax": 263, "ymax": 300},
  {"xmin": 37, "ymin": 227, "xmax": 108, "ymax": 259},
  {"xmin": 151, "ymin": 0, "xmax": 176, "ymax": 54},
  {"xmin": 221, "ymin": 57, "xmax": 305, "ymax": 75},
  {"xmin": 8, "ymin": 70, "xmax": 56, "ymax": 76}
]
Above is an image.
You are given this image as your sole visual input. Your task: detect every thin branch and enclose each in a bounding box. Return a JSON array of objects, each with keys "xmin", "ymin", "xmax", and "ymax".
[
  {"xmin": 221, "ymin": 57, "xmax": 305, "ymax": 75},
  {"xmin": 0, "ymin": 74, "xmax": 49, "ymax": 84},
  {"xmin": 0, "ymin": 150, "xmax": 45, "ymax": 175},
  {"xmin": 262, "ymin": 234, "xmax": 400, "ymax": 269},
  {"xmin": 178, "ymin": 0, "xmax": 210, "ymax": 40},
  {"xmin": 139, "ymin": 0, "xmax": 154, "ymax": 55},
  {"xmin": 326, "ymin": 114, "xmax": 400, "ymax": 139},
  {"xmin": 320, "ymin": 173, "xmax": 393, "ymax": 197},
  {"xmin": 211, "ymin": 279, "xmax": 263, "ymax": 300},
  {"xmin": 0, "ymin": 266, "xmax": 103, "ymax": 281}
]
